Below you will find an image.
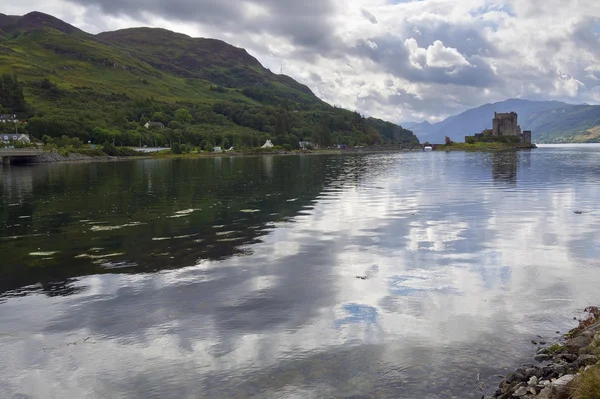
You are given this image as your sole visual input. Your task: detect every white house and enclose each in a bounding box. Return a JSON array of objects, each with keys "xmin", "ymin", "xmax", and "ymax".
[
  {"xmin": 213, "ymin": 146, "xmax": 222, "ymax": 153},
  {"xmin": 0, "ymin": 114, "xmax": 18, "ymax": 123},
  {"xmin": 262, "ymin": 139, "xmax": 274, "ymax": 148}
]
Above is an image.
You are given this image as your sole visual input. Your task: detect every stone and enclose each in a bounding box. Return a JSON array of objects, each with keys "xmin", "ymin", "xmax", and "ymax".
[
  {"xmin": 575, "ymin": 354, "xmax": 598, "ymax": 368},
  {"xmin": 566, "ymin": 335, "xmax": 592, "ymax": 351},
  {"xmin": 550, "ymin": 374, "xmax": 577, "ymax": 398},
  {"xmin": 541, "ymin": 366, "xmax": 558, "ymax": 380},
  {"xmin": 552, "ymin": 364, "xmax": 567, "ymax": 376},
  {"xmin": 534, "ymin": 354, "xmax": 551, "ymax": 363},
  {"xmin": 535, "ymin": 387, "xmax": 551, "ymax": 399},
  {"xmin": 506, "ymin": 372, "xmax": 527, "ymax": 384},
  {"xmin": 528, "ymin": 376, "xmax": 538, "ymax": 386},
  {"xmin": 513, "ymin": 386, "xmax": 529, "ymax": 396},
  {"xmin": 554, "ymin": 353, "xmax": 577, "ymax": 363},
  {"xmin": 525, "ymin": 368, "xmax": 540, "ymax": 379}
]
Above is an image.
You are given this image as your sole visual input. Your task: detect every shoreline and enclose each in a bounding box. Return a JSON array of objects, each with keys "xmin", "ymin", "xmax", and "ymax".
[
  {"xmin": 2, "ymin": 144, "xmax": 538, "ymax": 166},
  {"xmin": 486, "ymin": 308, "xmax": 600, "ymax": 399}
]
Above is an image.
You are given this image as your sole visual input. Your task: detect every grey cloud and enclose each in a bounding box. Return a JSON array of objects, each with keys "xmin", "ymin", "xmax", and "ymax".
[
  {"xmin": 361, "ymin": 8, "xmax": 378, "ymax": 24},
  {"xmin": 69, "ymin": 0, "xmax": 337, "ymax": 50}
]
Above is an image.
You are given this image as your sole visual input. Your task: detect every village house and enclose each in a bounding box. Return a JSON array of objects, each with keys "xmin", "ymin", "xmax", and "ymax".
[
  {"xmin": 262, "ymin": 139, "xmax": 274, "ymax": 148},
  {"xmin": 144, "ymin": 121, "xmax": 164, "ymax": 129}
]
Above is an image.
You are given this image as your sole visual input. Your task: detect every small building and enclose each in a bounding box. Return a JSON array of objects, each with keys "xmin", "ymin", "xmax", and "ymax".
[
  {"xmin": 144, "ymin": 121, "xmax": 164, "ymax": 129},
  {"xmin": 213, "ymin": 146, "xmax": 222, "ymax": 153},
  {"xmin": 0, "ymin": 114, "xmax": 18, "ymax": 123},
  {"xmin": 1, "ymin": 133, "xmax": 30, "ymax": 143},
  {"xmin": 262, "ymin": 139, "xmax": 274, "ymax": 148}
]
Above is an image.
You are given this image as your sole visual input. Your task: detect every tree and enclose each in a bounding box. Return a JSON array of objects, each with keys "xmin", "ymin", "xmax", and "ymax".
[
  {"xmin": 0, "ymin": 74, "xmax": 27, "ymax": 114},
  {"xmin": 222, "ymin": 137, "xmax": 230, "ymax": 149},
  {"xmin": 174, "ymin": 108, "xmax": 192, "ymax": 124}
]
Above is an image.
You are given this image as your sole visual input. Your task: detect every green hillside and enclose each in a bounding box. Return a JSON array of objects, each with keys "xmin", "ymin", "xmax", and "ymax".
[
  {"xmin": 0, "ymin": 11, "xmax": 419, "ymax": 149},
  {"xmin": 527, "ymin": 105, "xmax": 600, "ymax": 143}
]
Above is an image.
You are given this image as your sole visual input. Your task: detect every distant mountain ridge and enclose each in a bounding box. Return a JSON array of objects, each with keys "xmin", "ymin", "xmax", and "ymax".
[{"xmin": 411, "ymin": 99, "xmax": 600, "ymax": 144}]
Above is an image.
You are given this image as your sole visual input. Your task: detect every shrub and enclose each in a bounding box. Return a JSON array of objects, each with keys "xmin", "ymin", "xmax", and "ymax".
[
  {"xmin": 116, "ymin": 147, "xmax": 141, "ymax": 157},
  {"xmin": 465, "ymin": 136, "xmax": 476, "ymax": 144},
  {"xmin": 282, "ymin": 144, "xmax": 293, "ymax": 152},
  {"xmin": 102, "ymin": 142, "xmax": 119, "ymax": 156},
  {"xmin": 171, "ymin": 143, "xmax": 182, "ymax": 154},
  {"xmin": 77, "ymin": 148, "xmax": 105, "ymax": 157}
]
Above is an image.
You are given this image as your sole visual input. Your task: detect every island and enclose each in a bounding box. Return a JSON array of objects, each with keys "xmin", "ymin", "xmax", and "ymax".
[{"xmin": 434, "ymin": 111, "xmax": 537, "ymax": 151}]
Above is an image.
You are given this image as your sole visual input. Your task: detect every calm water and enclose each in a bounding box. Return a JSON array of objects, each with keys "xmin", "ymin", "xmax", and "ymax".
[{"xmin": 1, "ymin": 146, "xmax": 600, "ymax": 398}]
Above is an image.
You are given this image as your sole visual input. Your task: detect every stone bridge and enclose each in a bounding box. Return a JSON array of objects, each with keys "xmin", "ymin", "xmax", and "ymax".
[{"xmin": 0, "ymin": 148, "xmax": 43, "ymax": 164}]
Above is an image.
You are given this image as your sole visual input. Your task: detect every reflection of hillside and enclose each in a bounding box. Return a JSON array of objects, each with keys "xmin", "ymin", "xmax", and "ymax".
[{"xmin": 0, "ymin": 155, "xmax": 369, "ymax": 297}]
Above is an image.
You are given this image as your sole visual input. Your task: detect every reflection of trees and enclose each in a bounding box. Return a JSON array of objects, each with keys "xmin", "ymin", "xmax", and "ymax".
[
  {"xmin": 492, "ymin": 152, "xmax": 519, "ymax": 184},
  {"xmin": 0, "ymin": 165, "xmax": 34, "ymax": 201},
  {"xmin": 0, "ymin": 155, "xmax": 368, "ymax": 297}
]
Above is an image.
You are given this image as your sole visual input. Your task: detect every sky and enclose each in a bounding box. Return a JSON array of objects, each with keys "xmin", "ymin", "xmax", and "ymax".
[{"xmin": 2, "ymin": 0, "xmax": 600, "ymax": 123}]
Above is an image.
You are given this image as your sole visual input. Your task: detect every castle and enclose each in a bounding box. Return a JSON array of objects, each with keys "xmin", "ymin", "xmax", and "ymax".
[{"xmin": 468, "ymin": 112, "xmax": 532, "ymax": 144}]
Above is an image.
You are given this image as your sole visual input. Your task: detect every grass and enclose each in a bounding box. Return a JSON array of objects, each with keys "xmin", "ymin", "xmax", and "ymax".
[
  {"xmin": 436, "ymin": 142, "xmax": 526, "ymax": 151},
  {"xmin": 571, "ymin": 365, "xmax": 600, "ymax": 399}
]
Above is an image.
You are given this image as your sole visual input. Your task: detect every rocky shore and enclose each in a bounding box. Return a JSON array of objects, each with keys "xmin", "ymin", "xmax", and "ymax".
[
  {"xmin": 35, "ymin": 151, "xmax": 118, "ymax": 163},
  {"xmin": 486, "ymin": 308, "xmax": 600, "ymax": 399}
]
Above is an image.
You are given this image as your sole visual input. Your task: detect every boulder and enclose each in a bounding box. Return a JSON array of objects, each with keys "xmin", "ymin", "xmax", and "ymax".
[
  {"xmin": 554, "ymin": 353, "xmax": 577, "ymax": 363},
  {"xmin": 549, "ymin": 374, "xmax": 576, "ymax": 399},
  {"xmin": 552, "ymin": 364, "xmax": 567, "ymax": 376},
  {"xmin": 566, "ymin": 335, "xmax": 592, "ymax": 352},
  {"xmin": 525, "ymin": 368, "xmax": 541, "ymax": 379},
  {"xmin": 575, "ymin": 354, "xmax": 598, "ymax": 368},
  {"xmin": 535, "ymin": 387, "xmax": 551, "ymax": 399},
  {"xmin": 534, "ymin": 354, "xmax": 552, "ymax": 363},
  {"xmin": 513, "ymin": 386, "xmax": 529, "ymax": 396},
  {"xmin": 506, "ymin": 372, "xmax": 527, "ymax": 384},
  {"xmin": 528, "ymin": 376, "xmax": 538, "ymax": 386}
]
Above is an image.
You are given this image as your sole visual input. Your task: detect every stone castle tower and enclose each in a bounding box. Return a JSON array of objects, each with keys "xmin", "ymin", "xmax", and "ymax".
[
  {"xmin": 491, "ymin": 112, "xmax": 532, "ymax": 144},
  {"xmin": 492, "ymin": 112, "xmax": 521, "ymax": 136}
]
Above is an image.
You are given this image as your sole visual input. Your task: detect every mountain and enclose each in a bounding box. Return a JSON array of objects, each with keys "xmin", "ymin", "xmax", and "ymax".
[
  {"xmin": 0, "ymin": 11, "xmax": 419, "ymax": 148},
  {"xmin": 412, "ymin": 99, "xmax": 600, "ymax": 143}
]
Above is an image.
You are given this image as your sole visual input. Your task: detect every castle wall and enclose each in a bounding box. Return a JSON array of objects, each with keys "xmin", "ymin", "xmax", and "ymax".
[{"xmin": 522, "ymin": 130, "xmax": 532, "ymax": 144}]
